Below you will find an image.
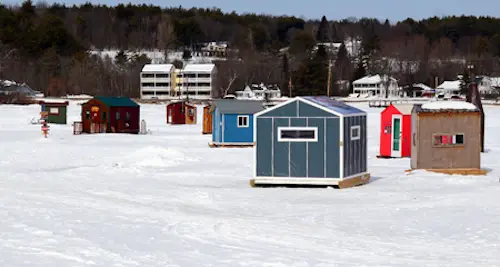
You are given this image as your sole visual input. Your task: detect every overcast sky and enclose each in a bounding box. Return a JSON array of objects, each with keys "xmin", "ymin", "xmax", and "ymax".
[{"xmin": 3, "ymin": 0, "xmax": 500, "ymax": 22}]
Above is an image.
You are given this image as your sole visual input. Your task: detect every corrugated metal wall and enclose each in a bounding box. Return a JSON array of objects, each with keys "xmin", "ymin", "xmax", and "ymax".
[{"xmin": 343, "ymin": 115, "xmax": 367, "ymax": 178}]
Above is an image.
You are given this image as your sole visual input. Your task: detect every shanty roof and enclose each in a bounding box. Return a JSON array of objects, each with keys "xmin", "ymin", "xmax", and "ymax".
[
  {"xmin": 95, "ymin": 96, "xmax": 139, "ymax": 107},
  {"xmin": 214, "ymin": 99, "xmax": 265, "ymax": 114},
  {"xmin": 415, "ymin": 101, "xmax": 478, "ymax": 112},
  {"xmin": 141, "ymin": 64, "xmax": 174, "ymax": 72},
  {"xmin": 392, "ymin": 103, "xmax": 414, "ymax": 115},
  {"xmin": 301, "ymin": 96, "xmax": 366, "ymax": 115}
]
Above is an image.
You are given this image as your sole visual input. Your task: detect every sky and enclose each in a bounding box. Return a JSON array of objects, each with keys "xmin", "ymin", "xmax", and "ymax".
[{"xmin": 3, "ymin": 0, "xmax": 500, "ymax": 22}]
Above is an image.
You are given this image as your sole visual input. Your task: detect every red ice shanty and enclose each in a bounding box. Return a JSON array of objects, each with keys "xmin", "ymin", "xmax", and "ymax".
[
  {"xmin": 379, "ymin": 104, "xmax": 413, "ymax": 158},
  {"xmin": 166, "ymin": 100, "xmax": 197, "ymax": 125}
]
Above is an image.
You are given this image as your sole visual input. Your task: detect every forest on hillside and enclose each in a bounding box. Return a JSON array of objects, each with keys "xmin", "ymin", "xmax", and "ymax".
[{"xmin": 1, "ymin": 0, "xmax": 500, "ymax": 97}]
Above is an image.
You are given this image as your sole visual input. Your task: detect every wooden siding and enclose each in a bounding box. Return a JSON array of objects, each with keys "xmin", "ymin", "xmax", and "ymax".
[{"xmin": 412, "ymin": 112, "xmax": 481, "ymax": 169}]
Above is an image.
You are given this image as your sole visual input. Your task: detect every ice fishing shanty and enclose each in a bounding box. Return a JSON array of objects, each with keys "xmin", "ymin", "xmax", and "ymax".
[
  {"xmin": 74, "ymin": 96, "xmax": 140, "ymax": 134},
  {"xmin": 378, "ymin": 104, "xmax": 413, "ymax": 158},
  {"xmin": 202, "ymin": 104, "xmax": 213, "ymax": 134},
  {"xmin": 210, "ymin": 99, "xmax": 265, "ymax": 147},
  {"xmin": 250, "ymin": 96, "xmax": 370, "ymax": 188},
  {"xmin": 39, "ymin": 99, "xmax": 69, "ymax": 124},
  {"xmin": 166, "ymin": 101, "xmax": 197, "ymax": 125},
  {"xmin": 409, "ymin": 101, "xmax": 486, "ymax": 175}
]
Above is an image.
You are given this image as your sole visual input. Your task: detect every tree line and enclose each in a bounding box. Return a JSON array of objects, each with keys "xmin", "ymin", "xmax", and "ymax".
[{"xmin": 1, "ymin": 1, "xmax": 500, "ymax": 97}]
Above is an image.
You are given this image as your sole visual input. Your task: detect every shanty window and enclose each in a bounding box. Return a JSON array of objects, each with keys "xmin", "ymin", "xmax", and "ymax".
[
  {"xmin": 384, "ymin": 125, "xmax": 391, "ymax": 134},
  {"xmin": 351, "ymin": 125, "xmax": 361, "ymax": 140},
  {"xmin": 278, "ymin": 127, "xmax": 318, "ymax": 142},
  {"xmin": 237, "ymin": 115, "xmax": 249, "ymax": 127},
  {"xmin": 116, "ymin": 112, "xmax": 120, "ymax": 120},
  {"xmin": 85, "ymin": 110, "xmax": 90, "ymax": 119},
  {"xmin": 126, "ymin": 112, "xmax": 131, "ymax": 121},
  {"xmin": 49, "ymin": 107, "xmax": 59, "ymax": 115},
  {"xmin": 433, "ymin": 133, "xmax": 465, "ymax": 147}
]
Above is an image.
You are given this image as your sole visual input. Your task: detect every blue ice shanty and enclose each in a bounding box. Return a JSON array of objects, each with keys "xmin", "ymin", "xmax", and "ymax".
[
  {"xmin": 251, "ymin": 96, "xmax": 370, "ymax": 188},
  {"xmin": 210, "ymin": 99, "xmax": 265, "ymax": 147}
]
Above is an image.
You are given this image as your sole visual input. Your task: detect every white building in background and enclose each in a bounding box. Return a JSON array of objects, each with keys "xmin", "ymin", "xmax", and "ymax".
[
  {"xmin": 352, "ymin": 74, "xmax": 399, "ymax": 97},
  {"xmin": 140, "ymin": 64, "xmax": 175, "ymax": 99},
  {"xmin": 436, "ymin": 80, "xmax": 460, "ymax": 95},
  {"xmin": 176, "ymin": 63, "xmax": 217, "ymax": 100},
  {"xmin": 235, "ymin": 83, "xmax": 281, "ymax": 100}
]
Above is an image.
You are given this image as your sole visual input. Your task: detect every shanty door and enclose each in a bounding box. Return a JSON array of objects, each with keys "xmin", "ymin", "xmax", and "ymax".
[
  {"xmin": 167, "ymin": 109, "xmax": 172, "ymax": 123},
  {"xmin": 391, "ymin": 114, "xmax": 402, "ymax": 157}
]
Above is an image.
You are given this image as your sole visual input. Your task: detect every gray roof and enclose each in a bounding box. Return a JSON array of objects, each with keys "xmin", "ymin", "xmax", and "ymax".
[{"xmin": 214, "ymin": 99, "xmax": 265, "ymax": 114}]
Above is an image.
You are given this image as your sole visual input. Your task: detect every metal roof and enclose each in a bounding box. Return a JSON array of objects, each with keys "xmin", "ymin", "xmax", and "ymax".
[
  {"xmin": 95, "ymin": 97, "xmax": 139, "ymax": 107},
  {"xmin": 301, "ymin": 96, "xmax": 366, "ymax": 115},
  {"xmin": 214, "ymin": 99, "xmax": 265, "ymax": 114},
  {"xmin": 141, "ymin": 64, "xmax": 174, "ymax": 72},
  {"xmin": 183, "ymin": 64, "xmax": 216, "ymax": 72},
  {"xmin": 392, "ymin": 104, "xmax": 414, "ymax": 115}
]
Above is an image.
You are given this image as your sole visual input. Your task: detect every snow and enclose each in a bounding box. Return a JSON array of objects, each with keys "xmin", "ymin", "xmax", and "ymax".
[
  {"xmin": 421, "ymin": 101, "xmax": 478, "ymax": 110},
  {"xmin": 141, "ymin": 64, "xmax": 174, "ymax": 72},
  {"xmin": 1, "ymin": 101, "xmax": 500, "ymax": 266},
  {"xmin": 183, "ymin": 63, "xmax": 215, "ymax": 72},
  {"xmin": 89, "ymin": 49, "xmax": 222, "ymax": 64},
  {"xmin": 36, "ymin": 98, "xmax": 69, "ymax": 104},
  {"xmin": 436, "ymin": 81, "xmax": 460, "ymax": 91},
  {"xmin": 352, "ymin": 74, "xmax": 397, "ymax": 84}
]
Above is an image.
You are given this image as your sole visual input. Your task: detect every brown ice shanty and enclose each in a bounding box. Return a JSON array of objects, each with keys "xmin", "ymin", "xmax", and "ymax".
[{"xmin": 410, "ymin": 101, "xmax": 486, "ymax": 175}]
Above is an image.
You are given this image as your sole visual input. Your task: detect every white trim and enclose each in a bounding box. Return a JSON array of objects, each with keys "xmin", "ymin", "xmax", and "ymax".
[
  {"xmin": 253, "ymin": 115, "xmax": 258, "ymax": 179},
  {"xmin": 254, "ymin": 97, "xmax": 367, "ymax": 118},
  {"xmin": 210, "ymin": 142, "xmax": 255, "ymax": 146},
  {"xmin": 391, "ymin": 114, "xmax": 402, "ymax": 157},
  {"xmin": 323, "ymin": 118, "xmax": 326, "ymax": 178},
  {"xmin": 221, "ymin": 114, "xmax": 225, "ymax": 143},
  {"xmin": 350, "ymin": 125, "xmax": 361, "ymax": 140},
  {"xmin": 339, "ymin": 116, "xmax": 344, "ymax": 179},
  {"xmin": 277, "ymin": 126, "xmax": 318, "ymax": 142},
  {"xmin": 271, "ymin": 118, "xmax": 274, "ymax": 176},
  {"xmin": 306, "ymin": 117, "xmax": 309, "ymax": 177},
  {"xmin": 237, "ymin": 115, "xmax": 249, "ymax": 128},
  {"xmin": 252, "ymin": 177, "xmax": 340, "ymax": 186},
  {"xmin": 288, "ymin": 118, "xmax": 291, "ymax": 177}
]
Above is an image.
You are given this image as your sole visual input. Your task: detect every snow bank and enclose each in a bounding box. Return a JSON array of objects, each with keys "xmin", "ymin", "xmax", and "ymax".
[
  {"xmin": 422, "ymin": 101, "xmax": 477, "ymax": 110},
  {"xmin": 116, "ymin": 146, "xmax": 198, "ymax": 168}
]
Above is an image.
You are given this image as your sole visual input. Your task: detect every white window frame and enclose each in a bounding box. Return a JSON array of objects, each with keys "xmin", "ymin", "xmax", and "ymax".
[
  {"xmin": 277, "ymin": 127, "xmax": 318, "ymax": 142},
  {"xmin": 49, "ymin": 107, "xmax": 59, "ymax": 115},
  {"xmin": 237, "ymin": 115, "xmax": 249, "ymax": 128},
  {"xmin": 351, "ymin": 125, "xmax": 361, "ymax": 140}
]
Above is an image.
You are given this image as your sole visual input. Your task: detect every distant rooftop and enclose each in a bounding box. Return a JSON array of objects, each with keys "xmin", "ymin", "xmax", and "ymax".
[
  {"xmin": 183, "ymin": 64, "xmax": 215, "ymax": 72},
  {"xmin": 142, "ymin": 64, "xmax": 174, "ymax": 72}
]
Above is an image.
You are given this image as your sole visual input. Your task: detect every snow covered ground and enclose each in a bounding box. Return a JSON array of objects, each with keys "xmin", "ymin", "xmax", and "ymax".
[{"xmin": 1, "ymin": 102, "xmax": 500, "ymax": 266}]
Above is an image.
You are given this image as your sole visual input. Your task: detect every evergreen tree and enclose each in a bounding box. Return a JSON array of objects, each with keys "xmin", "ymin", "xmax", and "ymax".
[
  {"xmin": 459, "ymin": 69, "xmax": 470, "ymax": 95},
  {"xmin": 115, "ymin": 50, "xmax": 128, "ymax": 66},
  {"xmin": 182, "ymin": 49, "xmax": 192, "ymax": 60},
  {"xmin": 333, "ymin": 42, "xmax": 353, "ymax": 95},
  {"xmin": 351, "ymin": 59, "xmax": 366, "ymax": 94},
  {"xmin": 316, "ymin": 16, "xmax": 329, "ymax": 42}
]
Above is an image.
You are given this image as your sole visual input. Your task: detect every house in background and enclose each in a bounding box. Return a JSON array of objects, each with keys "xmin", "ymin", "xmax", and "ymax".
[
  {"xmin": 140, "ymin": 64, "xmax": 175, "ymax": 99},
  {"xmin": 39, "ymin": 99, "xmax": 69, "ymax": 124},
  {"xmin": 435, "ymin": 80, "xmax": 461, "ymax": 95},
  {"xmin": 235, "ymin": 84, "xmax": 282, "ymax": 100},
  {"xmin": 75, "ymin": 96, "xmax": 140, "ymax": 134},
  {"xmin": 251, "ymin": 96, "xmax": 370, "ymax": 188},
  {"xmin": 166, "ymin": 101, "xmax": 197, "ymax": 125},
  {"xmin": 352, "ymin": 75, "xmax": 399, "ymax": 98},
  {"xmin": 410, "ymin": 101, "xmax": 485, "ymax": 175},
  {"xmin": 210, "ymin": 99, "xmax": 265, "ymax": 147},
  {"xmin": 378, "ymin": 104, "xmax": 413, "ymax": 158}
]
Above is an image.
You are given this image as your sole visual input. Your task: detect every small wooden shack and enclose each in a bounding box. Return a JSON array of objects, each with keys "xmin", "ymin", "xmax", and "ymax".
[
  {"xmin": 39, "ymin": 99, "xmax": 69, "ymax": 124},
  {"xmin": 251, "ymin": 96, "xmax": 370, "ymax": 188},
  {"xmin": 379, "ymin": 104, "xmax": 413, "ymax": 158},
  {"xmin": 78, "ymin": 96, "xmax": 140, "ymax": 134},
  {"xmin": 202, "ymin": 104, "xmax": 213, "ymax": 134},
  {"xmin": 410, "ymin": 101, "xmax": 486, "ymax": 175},
  {"xmin": 166, "ymin": 101, "xmax": 197, "ymax": 125}
]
